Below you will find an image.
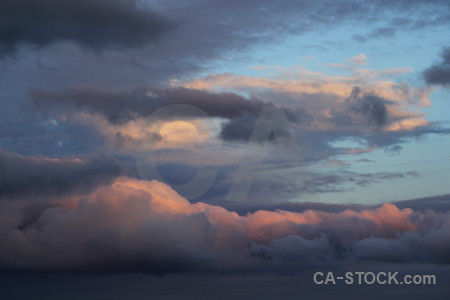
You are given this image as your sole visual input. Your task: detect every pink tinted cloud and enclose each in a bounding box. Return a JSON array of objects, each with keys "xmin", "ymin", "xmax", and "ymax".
[{"xmin": 0, "ymin": 177, "xmax": 448, "ymax": 274}]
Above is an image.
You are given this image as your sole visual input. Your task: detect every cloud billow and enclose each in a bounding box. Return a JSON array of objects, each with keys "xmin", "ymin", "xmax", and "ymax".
[{"xmin": 1, "ymin": 177, "xmax": 450, "ymax": 275}]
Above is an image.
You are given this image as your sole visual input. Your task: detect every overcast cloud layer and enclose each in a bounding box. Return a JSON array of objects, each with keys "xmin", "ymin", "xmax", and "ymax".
[{"xmin": 0, "ymin": 0, "xmax": 172, "ymax": 57}]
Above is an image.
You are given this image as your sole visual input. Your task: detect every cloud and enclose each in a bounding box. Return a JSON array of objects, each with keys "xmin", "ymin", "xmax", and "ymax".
[
  {"xmin": 1, "ymin": 177, "xmax": 450, "ymax": 274},
  {"xmin": 176, "ymin": 65, "xmax": 438, "ymax": 154},
  {"xmin": 211, "ymin": 191, "xmax": 450, "ymax": 217},
  {"xmin": 220, "ymin": 111, "xmax": 260, "ymax": 142},
  {"xmin": 0, "ymin": 0, "xmax": 172, "ymax": 57},
  {"xmin": 27, "ymin": 63, "xmax": 444, "ymax": 173},
  {"xmin": 0, "ymin": 0, "xmax": 443, "ymax": 87},
  {"xmin": 352, "ymin": 27, "xmax": 396, "ymax": 42},
  {"xmin": 180, "ymin": 65, "xmax": 429, "ymax": 108},
  {"xmin": 355, "ymin": 158, "xmax": 374, "ymax": 163},
  {"xmin": 423, "ymin": 46, "xmax": 450, "ymax": 85},
  {"xmin": 346, "ymin": 87, "xmax": 389, "ymax": 128},
  {"xmin": 350, "ymin": 54, "xmax": 367, "ymax": 65},
  {"xmin": 219, "ymin": 108, "xmax": 307, "ymax": 143},
  {"xmin": 0, "ymin": 150, "xmax": 124, "ymax": 199},
  {"xmin": 25, "ymin": 63, "xmax": 448, "ymax": 208},
  {"xmin": 302, "ymin": 171, "xmax": 419, "ymax": 193},
  {"xmin": 394, "ymin": 193, "xmax": 450, "ymax": 212},
  {"xmin": 1, "ymin": 1, "xmax": 450, "ymax": 289},
  {"xmin": 384, "ymin": 144, "xmax": 403, "ymax": 154},
  {"xmin": 30, "ymin": 85, "xmax": 304, "ymax": 146},
  {"xmin": 31, "ymin": 86, "xmax": 272, "ymax": 124}
]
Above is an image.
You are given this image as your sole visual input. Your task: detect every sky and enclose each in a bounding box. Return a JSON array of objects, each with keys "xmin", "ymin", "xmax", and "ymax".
[{"xmin": 1, "ymin": 0, "xmax": 450, "ymax": 299}]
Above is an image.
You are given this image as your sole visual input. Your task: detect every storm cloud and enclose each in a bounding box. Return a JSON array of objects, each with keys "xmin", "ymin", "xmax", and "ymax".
[{"xmin": 0, "ymin": 0, "xmax": 172, "ymax": 57}]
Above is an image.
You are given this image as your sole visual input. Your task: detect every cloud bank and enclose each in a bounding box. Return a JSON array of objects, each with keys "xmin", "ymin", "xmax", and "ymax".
[{"xmin": 1, "ymin": 177, "xmax": 449, "ymax": 274}]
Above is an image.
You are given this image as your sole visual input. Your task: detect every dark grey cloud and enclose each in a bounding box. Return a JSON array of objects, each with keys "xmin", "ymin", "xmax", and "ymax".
[
  {"xmin": 423, "ymin": 46, "xmax": 450, "ymax": 85},
  {"xmin": 346, "ymin": 87, "xmax": 389, "ymax": 127},
  {"xmin": 394, "ymin": 193, "xmax": 450, "ymax": 212},
  {"xmin": 302, "ymin": 171, "xmax": 419, "ymax": 193},
  {"xmin": 31, "ymin": 86, "xmax": 272, "ymax": 124},
  {"xmin": 2, "ymin": 0, "xmax": 447, "ymax": 85},
  {"xmin": 220, "ymin": 108, "xmax": 305, "ymax": 143},
  {"xmin": 0, "ymin": 149, "xmax": 124, "ymax": 199},
  {"xmin": 0, "ymin": 0, "xmax": 172, "ymax": 57},
  {"xmin": 371, "ymin": 27, "xmax": 396, "ymax": 38},
  {"xmin": 355, "ymin": 158, "xmax": 374, "ymax": 162},
  {"xmin": 351, "ymin": 1, "xmax": 450, "ymax": 43},
  {"xmin": 222, "ymin": 200, "xmax": 378, "ymax": 216},
  {"xmin": 384, "ymin": 144, "xmax": 403, "ymax": 154},
  {"xmin": 220, "ymin": 112, "xmax": 260, "ymax": 142},
  {"xmin": 352, "ymin": 27, "xmax": 396, "ymax": 42},
  {"xmin": 30, "ymin": 85, "xmax": 305, "ymax": 146},
  {"xmin": 0, "ymin": 0, "xmax": 447, "ymax": 161}
]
